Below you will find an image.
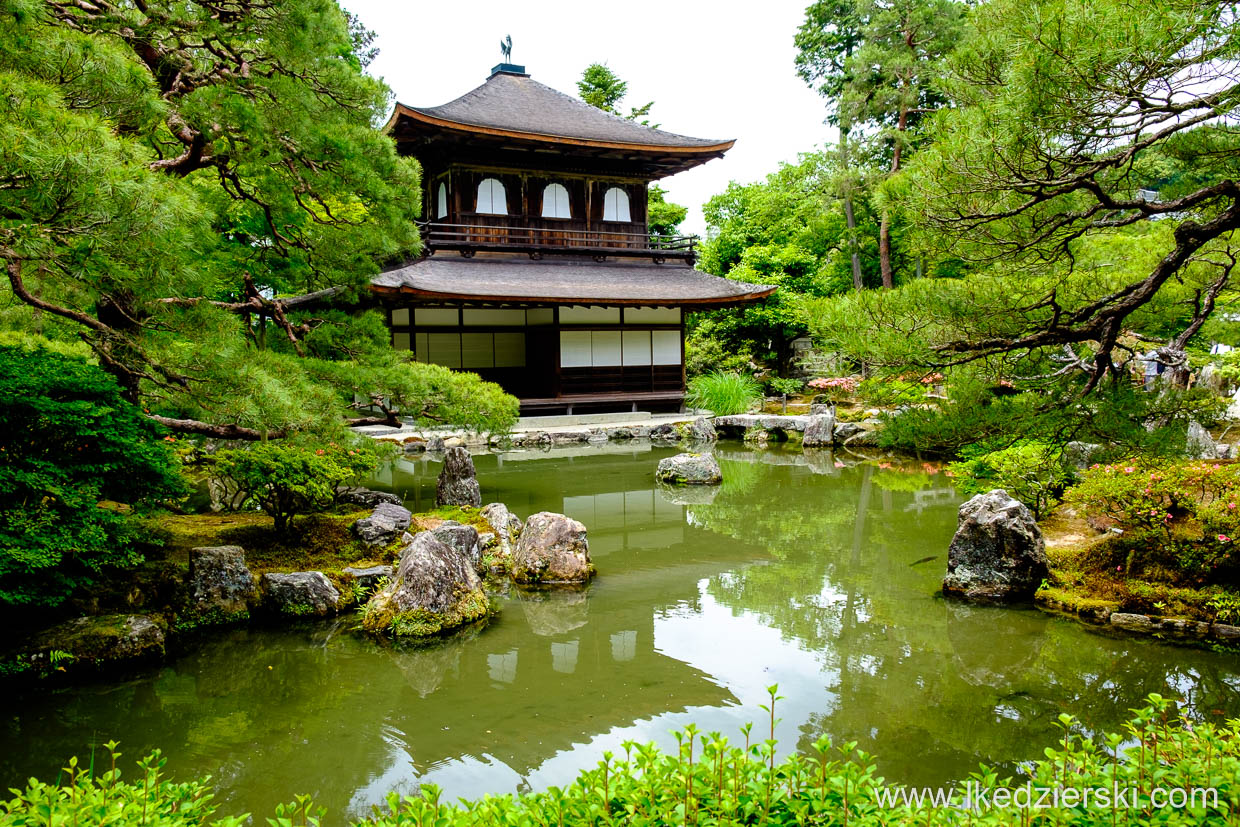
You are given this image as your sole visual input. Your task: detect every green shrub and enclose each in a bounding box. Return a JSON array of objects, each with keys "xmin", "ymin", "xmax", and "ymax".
[
  {"xmin": 684, "ymin": 327, "xmax": 754, "ymax": 378},
  {"xmin": 949, "ymin": 441, "xmax": 1070, "ymax": 519},
  {"xmin": 766, "ymin": 376, "xmax": 804, "ymax": 397},
  {"xmin": 212, "ymin": 441, "xmax": 380, "ymax": 534},
  {"xmin": 8, "ymin": 696, "xmax": 1239, "ymax": 825},
  {"xmin": 857, "ymin": 377, "xmax": 928, "ymax": 408},
  {"xmin": 687, "ymin": 371, "xmax": 763, "ymax": 415},
  {"xmin": 0, "ymin": 345, "xmax": 185, "ymax": 607},
  {"xmin": 1065, "ymin": 460, "xmax": 1240, "ymax": 585}
]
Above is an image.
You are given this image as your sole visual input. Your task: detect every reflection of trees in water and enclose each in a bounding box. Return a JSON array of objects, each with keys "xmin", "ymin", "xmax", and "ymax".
[{"xmin": 690, "ymin": 453, "xmax": 1240, "ymax": 787}]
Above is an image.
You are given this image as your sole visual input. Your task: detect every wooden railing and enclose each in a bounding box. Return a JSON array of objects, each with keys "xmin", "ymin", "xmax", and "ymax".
[{"xmin": 419, "ymin": 221, "xmax": 697, "ymax": 264}]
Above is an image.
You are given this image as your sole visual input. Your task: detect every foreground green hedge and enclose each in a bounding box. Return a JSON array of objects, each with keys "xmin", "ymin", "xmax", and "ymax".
[{"xmin": 3, "ymin": 694, "xmax": 1237, "ymax": 825}]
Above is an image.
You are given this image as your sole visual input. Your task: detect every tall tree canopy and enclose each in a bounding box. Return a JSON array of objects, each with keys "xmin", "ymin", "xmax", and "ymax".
[
  {"xmin": 576, "ymin": 63, "xmax": 654, "ymax": 124},
  {"xmin": 795, "ymin": 0, "xmax": 964, "ymax": 287},
  {"xmin": 0, "ymin": 0, "xmax": 517, "ymax": 438},
  {"xmin": 807, "ymin": 0, "xmax": 1237, "ymax": 452},
  {"xmin": 845, "ymin": 0, "xmax": 1240, "ymax": 389},
  {"xmin": 576, "ymin": 61, "xmax": 687, "ymax": 237}
]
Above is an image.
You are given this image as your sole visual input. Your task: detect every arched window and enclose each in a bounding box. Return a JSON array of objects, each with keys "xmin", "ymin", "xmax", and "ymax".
[
  {"xmin": 541, "ymin": 183, "xmax": 571, "ymax": 219},
  {"xmin": 602, "ymin": 186, "xmax": 631, "ymax": 222},
  {"xmin": 476, "ymin": 178, "xmax": 507, "ymax": 214},
  {"xmin": 436, "ymin": 182, "xmax": 448, "ymax": 218}
]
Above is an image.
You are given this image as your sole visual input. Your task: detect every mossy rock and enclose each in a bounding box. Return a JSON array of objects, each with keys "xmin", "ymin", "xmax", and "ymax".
[{"xmin": 362, "ymin": 532, "xmax": 492, "ymax": 637}]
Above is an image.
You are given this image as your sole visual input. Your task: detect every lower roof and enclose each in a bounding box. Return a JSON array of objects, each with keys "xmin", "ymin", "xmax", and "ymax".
[{"xmin": 370, "ymin": 256, "xmax": 775, "ymax": 308}]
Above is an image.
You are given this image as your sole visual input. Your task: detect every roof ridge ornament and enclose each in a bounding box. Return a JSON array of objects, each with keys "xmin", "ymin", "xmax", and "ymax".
[{"xmin": 489, "ymin": 35, "xmax": 527, "ymax": 78}]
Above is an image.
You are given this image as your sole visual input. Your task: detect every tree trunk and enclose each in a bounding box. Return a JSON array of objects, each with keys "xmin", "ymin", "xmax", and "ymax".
[
  {"xmin": 879, "ymin": 213, "xmax": 894, "ymax": 289},
  {"xmin": 844, "ymin": 194, "xmax": 864, "ymax": 291},
  {"xmin": 840, "ymin": 126, "xmax": 864, "ymax": 292},
  {"xmin": 879, "ymin": 34, "xmax": 914, "ymax": 291}
]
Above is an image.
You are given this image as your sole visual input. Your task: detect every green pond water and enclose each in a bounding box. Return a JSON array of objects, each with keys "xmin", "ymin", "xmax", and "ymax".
[{"xmin": 3, "ymin": 444, "xmax": 1239, "ymax": 823}]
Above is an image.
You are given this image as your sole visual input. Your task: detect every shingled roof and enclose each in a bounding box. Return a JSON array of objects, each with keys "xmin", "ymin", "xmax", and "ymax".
[
  {"xmin": 390, "ymin": 70, "xmax": 734, "ymax": 154},
  {"xmin": 371, "ymin": 256, "xmax": 775, "ymax": 308}
]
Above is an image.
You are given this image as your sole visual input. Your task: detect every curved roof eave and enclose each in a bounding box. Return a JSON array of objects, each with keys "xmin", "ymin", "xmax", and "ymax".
[{"xmin": 387, "ymin": 103, "xmax": 736, "ymax": 156}]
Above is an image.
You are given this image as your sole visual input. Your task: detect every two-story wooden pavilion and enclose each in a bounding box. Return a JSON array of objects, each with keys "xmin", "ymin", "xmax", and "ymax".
[{"xmin": 372, "ymin": 63, "xmax": 774, "ymax": 414}]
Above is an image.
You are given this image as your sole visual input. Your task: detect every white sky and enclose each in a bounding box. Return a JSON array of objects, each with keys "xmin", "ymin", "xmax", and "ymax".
[{"xmin": 341, "ymin": 0, "xmax": 834, "ymax": 235}]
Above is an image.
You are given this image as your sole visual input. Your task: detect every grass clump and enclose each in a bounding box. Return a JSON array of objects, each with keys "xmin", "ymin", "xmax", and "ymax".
[
  {"xmin": 687, "ymin": 370, "xmax": 762, "ymax": 416},
  {"xmin": 8, "ymin": 694, "xmax": 1239, "ymax": 825}
]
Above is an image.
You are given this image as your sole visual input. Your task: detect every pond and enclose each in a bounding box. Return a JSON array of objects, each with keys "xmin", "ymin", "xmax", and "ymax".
[{"xmin": 3, "ymin": 444, "xmax": 1239, "ymax": 824}]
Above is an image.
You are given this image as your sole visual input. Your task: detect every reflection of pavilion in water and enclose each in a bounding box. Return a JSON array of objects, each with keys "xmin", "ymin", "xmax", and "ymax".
[
  {"xmin": 905, "ymin": 486, "xmax": 958, "ymax": 513},
  {"xmin": 365, "ymin": 447, "xmax": 768, "ymax": 779}
]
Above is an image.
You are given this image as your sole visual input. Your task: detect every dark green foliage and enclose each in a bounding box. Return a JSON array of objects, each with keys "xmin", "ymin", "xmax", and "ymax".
[
  {"xmin": 212, "ymin": 442, "xmax": 379, "ymax": 534},
  {"xmin": 877, "ymin": 374, "xmax": 1220, "ymax": 458},
  {"xmin": 647, "ymin": 185, "xmax": 687, "ymax": 238},
  {"xmin": 685, "ymin": 322, "xmax": 754, "ymax": 378},
  {"xmin": 0, "ymin": 345, "xmax": 184, "ymax": 607},
  {"xmin": 8, "ymin": 697, "xmax": 1238, "ymax": 825},
  {"xmin": 0, "ymin": 0, "xmax": 520, "ymax": 440}
]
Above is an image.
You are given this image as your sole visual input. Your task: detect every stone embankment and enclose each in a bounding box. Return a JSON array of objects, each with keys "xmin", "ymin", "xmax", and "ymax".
[{"xmin": 377, "ymin": 411, "xmax": 887, "ymax": 454}]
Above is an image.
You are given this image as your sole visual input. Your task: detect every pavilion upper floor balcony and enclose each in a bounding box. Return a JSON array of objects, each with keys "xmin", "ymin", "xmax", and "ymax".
[{"xmin": 419, "ymin": 217, "xmax": 698, "ymax": 264}]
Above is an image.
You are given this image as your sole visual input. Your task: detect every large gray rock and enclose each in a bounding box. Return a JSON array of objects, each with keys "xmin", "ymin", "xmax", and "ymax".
[
  {"xmin": 30, "ymin": 615, "xmax": 165, "ymax": 667},
  {"xmin": 656, "ymin": 453, "xmax": 723, "ymax": 485},
  {"xmin": 481, "ymin": 502, "xmax": 523, "ymax": 566},
  {"xmin": 1199, "ymin": 364, "xmax": 1230, "ymax": 396},
  {"xmin": 362, "ymin": 531, "xmax": 490, "ymax": 636},
  {"xmin": 262, "ymin": 572, "xmax": 340, "ymax": 617},
  {"xmin": 802, "ymin": 413, "xmax": 835, "ymax": 447},
  {"xmin": 1186, "ymin": 420, "xmax": 1220, "ymax": 460},
  {"xmin": 431, "ymin": 520, "xmax": 483, "ymax": 572},
  {"xmin": 351, "ymin": 502, "xmax": 413, "ymax": 547},
  {"xmin": 942, "ymin": 490, "xmax": 1049, "ymax": 603},
  {"xmin": 436, "ymin": 446, "xmax": 481, "ymax": 507},
  {"xmin": 187, "ymin": 545, "xmax": 256, "ymax": 624},
  {"xmin": 337, "ymin": 487, "xmax": 402, "ymax": 508},
  {"xmin": 511, "ymin": 512, "xmax": 595, "ymax": 584},
  {"xmin": 686, "ymin": 417, "xmax": 717, "ymax": 443},
  {"xmin": 832, "ymin": 421, "xmax": 865, "ymax": 443}
]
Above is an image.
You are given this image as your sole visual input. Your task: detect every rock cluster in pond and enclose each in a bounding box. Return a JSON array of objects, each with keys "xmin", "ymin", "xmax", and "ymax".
[
  {"xmin": 351, "ymin": 502, "xmax": 412, "ymax": 547},
  {"xmin": 511, "ymin": 512, "xmax": 595, "ymax": 584},
  {"xmin": 30, "ymin": 614, "xmax": 166, "ymax": 666},
  {"xmin": 942, "ymin": 489, "xmax": 1049, "ymax": 603},
  {"xmin": 436, "ymin": 446, "xmax": 481, "ymax": 507},
  {"xmin": 262, "ymin": 572, "xmax": 341, "ymax": 617},
  {"xmin": 362, "ymin": 531, "xmax": 490, "ymax": 636},
  {"xmin": 187, "ymin": 545, "xmax": 256, "ymax": 624},
  {"xmin": 656, "ymin": 452, "xmax": 723, "ymax": 485}
]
